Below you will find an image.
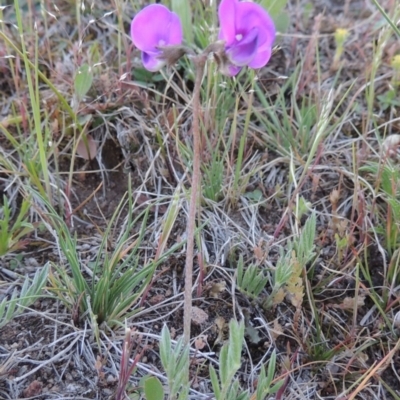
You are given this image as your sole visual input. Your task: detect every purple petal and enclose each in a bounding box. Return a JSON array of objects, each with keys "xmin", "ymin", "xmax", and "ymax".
[
  {"xmin": 218, "ymin": 0, "xmax": 276, "ymax": 73},
  {"xmin": 218, "ymin": 0, "xmax": 238, "ymax": 43},
  {"xmin": 131, "ymin": 4, "xmax": 183, "ymax": 52},
  {"xmin": 226, "ymin": 27, "xmax": 258, "ymax": 66},
  {"xmin": 168, "ymin": 12, "xmax": 184, "ymax": 45},
  {"xmin": 218, "ymin": 62, "xmax": 242, "ymax": 77},
  {"xmin": 235, "ymin": 2, "xmax": 275, "ymax": 49},
  {"xmin": 142, "ymin": 51, "xmax": 165, "ymax": 72},
  {"xmin": 227, "ymin": 65, "xmax": 242, "ymax": 76},
  {"xmin": 248, "ymin": 48, "xmax": 272, "ymax": 69}
]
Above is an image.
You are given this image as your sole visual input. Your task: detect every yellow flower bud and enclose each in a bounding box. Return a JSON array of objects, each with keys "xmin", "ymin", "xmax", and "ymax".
[
  {"xmin": 392, "ymin": 54, "xmax": 400, "ymax": 86},
  {"xmin": 334, "ymin": 28, "xmax": 349, "ymax": 48},
  {"xmin": 332, "ymin": 28, "xmax": 349, "ymax": 70},
  {"xmin": 391, "ymin": 54, "xmax": 400, "ymax": 71}
]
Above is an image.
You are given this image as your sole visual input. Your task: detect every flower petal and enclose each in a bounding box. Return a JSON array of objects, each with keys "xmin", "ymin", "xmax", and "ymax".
[
  {"xmin": 226, "ymin": 27, "xmax": 258, "ymax": 66},
  {"xmin": 235, "ymin": 2, "xmax": 275, "ymax": 48},
  {"xmin": 131, "ymin": 4, "xmax": 182, "ymax": 52},
  {"xmin": 167, "ymin": 12, "xmax": 184, "ymax": 45},
  {"xmin": 217, "ymin": 0, "xmax": 275, "ymax": 75},
  {"xmin": 218, "ymin": 61, "xmax": 242, "ymax": 76},
  {"xmin": 227, "ymin": 65, "xmax": 242, "ymax": 76},
  {"xmin": 218, "ymin": 0, "xmax": 238, "ymax": 44},
  {"xmin": 142, "ymin": 51, "xmax": 165, "ymax": 72},
  {"xmin": 248, "ymin": 47, "xmax": 272, "ymax": 69}
]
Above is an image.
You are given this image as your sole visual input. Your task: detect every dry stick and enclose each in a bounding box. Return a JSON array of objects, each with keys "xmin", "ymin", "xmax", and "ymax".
[
  {"xmin": 183, "ymin": 53, "xmax": 207, "ymax": 345},
  {"xmin": 273, "ymin": 143, "xmax": 325, "ymax": 238},
  {"xmin": 13, "ymin": 333, "xmax": 82, "ymax": 382},
  {"xmin": 344, "ymin": 338, "xmax": 400, "ymax": 400}
]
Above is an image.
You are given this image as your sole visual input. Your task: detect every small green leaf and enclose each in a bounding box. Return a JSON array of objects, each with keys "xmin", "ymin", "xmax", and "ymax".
[
  {"xmin": 227, "ymin": 319, "xmax": 244, "ymax": 374},
  {"xmin": 143, "ymin": 376, "xmax": 164, "ymax": 400},
  {"xmin": 259, "ymin": 0, "xmax": 290, "ymax": 36},
  {"xmin": 259, "ymin": 0, "xmax": 288, "ymax": 19},
  {"xmin": 74, "ymin": 64, "xmax": 93, "ymax": 101},
  {"xmin": 209, "ymin": 365, "xmax": 221, "ymax": 400},
  {"xmin": 160, "ymin": 325, "xmax": 171, "ymax": 373},
  {"xmin": 267, "ymin": 350, "xmax": 277, "ymax": 383},
  {"xmin": 270, "ymin": 379, "xmax": 285, "ymax": 394},
  {"xmin": 159, "ymin": 325, "xmax": 189, "ymax": 400},
  {"xmin": 294, "ymin": 196, "xmax": 310, "ymax": 220},
  {"xmin": 245, "ymin": 325, "xmax": 261, "ymax": 344},
  {"xmin": 236, "ymin": 255, "xmax": 245, "ymax": 286},
  {"xmin": 244, "ymin": 189, "xmax": 263, "ymax": 202},
  {"xmin": 219, "ymin": 344, "xmax": 229, "ymax": 385},
  {"xmin": 272, "ymin": 11, "xmax": 290, "ymax": 34}
]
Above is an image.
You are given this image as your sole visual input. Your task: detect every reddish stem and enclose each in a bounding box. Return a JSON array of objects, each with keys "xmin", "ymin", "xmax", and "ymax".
[{"xmin": 183, "ymin": 53, "xmax": 207, "ymax": 344}]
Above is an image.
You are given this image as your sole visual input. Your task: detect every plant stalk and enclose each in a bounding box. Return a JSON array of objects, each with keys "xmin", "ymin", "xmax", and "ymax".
[{"xmin": 183, "ymin": 53, "xmax": 207, "ymax": 344}]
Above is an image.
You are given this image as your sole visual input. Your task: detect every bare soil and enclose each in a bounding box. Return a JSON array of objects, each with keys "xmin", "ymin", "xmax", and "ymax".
[{"xmin": 1, "ymin": 0, "xmax": 400, "ymax": 399}]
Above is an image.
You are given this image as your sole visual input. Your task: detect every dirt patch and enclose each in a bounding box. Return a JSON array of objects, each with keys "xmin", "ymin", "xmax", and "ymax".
[
  {"xmin": 0, "ymin": 301, "xmax": 116, "ymax": 399},
  {"xmin": 2, "ymin": 0, "xmax": 400, "ymax": 398}
]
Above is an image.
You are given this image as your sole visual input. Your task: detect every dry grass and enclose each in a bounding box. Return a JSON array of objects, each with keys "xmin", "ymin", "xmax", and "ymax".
[{"xmin": 1, "ymin": 0, "xmax": 400, "ymax": 399}]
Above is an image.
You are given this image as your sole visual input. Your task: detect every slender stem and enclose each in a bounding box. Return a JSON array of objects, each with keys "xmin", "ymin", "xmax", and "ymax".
[{"xmin": 183, "ymin": 54, "xmax": 207, "ymax": 344}]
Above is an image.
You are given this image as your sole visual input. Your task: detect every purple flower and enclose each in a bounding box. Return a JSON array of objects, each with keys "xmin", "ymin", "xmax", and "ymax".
[
  {"xmin": 218, "ymin": 0, "xmax": 276, "ymax": 76},
  {"xmin": 131, "ymin": 4, "xmax": 183, "ymax": 71}
]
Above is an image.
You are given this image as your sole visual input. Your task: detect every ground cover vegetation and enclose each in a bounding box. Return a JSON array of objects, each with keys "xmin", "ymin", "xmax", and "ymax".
[{"xmin": 0, "ymin": 0, "xmax": 400, "ymax": 399}]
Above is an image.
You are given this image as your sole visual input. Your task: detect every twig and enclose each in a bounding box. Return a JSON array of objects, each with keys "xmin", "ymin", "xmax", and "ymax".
[
  {"xmin": 183, "ymin": 53, "xmax": 207, "ymax": 344},
  {"xmin": 182, "ymin": 42, "xmax": 226, "ymax": 344},
  {"xmin": 13, "ymin": 333, "xmax": 82, "ymax": 382}
]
